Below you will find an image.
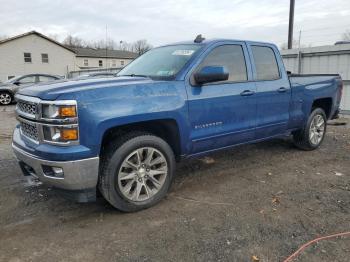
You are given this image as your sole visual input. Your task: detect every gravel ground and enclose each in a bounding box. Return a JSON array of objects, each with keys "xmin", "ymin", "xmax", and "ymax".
[{"xmin": 0, "ymin": 105, "xmax": 349, "ymax": 262}]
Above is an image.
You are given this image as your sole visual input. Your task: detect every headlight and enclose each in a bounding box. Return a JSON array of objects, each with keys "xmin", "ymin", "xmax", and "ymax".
[
  {"xmin": 40, "ymin": 100, "xmax": 79, "ymax": 145},
  {"xmin": 42, "ymin": 104, "xmax": 77, "ymax": 119}
]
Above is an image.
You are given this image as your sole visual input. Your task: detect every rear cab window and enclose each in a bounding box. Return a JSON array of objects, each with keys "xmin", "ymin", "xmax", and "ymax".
[{"xmin": 251, "ymin": 45, "xmax": 280, "ymax": 81}]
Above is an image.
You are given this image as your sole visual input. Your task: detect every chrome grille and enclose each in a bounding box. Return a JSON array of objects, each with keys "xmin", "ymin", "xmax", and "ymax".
[
  {"xmin": 17, "ymin": 100, "xmax": 37, "ymax": 117},
  {"xmin": 20, "ymin": 121, "xmax": 39, "ymax": 142}
]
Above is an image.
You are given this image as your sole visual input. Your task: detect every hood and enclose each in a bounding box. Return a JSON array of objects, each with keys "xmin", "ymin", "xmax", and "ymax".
[
  {"xmin": 0, "ymin": 82, "xmax": 17, "ymax": 91},
  {"xmin": 17, "ymin": 76, "xmax": 155, "ymax": 100}
]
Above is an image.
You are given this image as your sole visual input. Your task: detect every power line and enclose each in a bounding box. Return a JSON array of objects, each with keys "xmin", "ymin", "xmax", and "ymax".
[{"xmin": 295, "ymin": 25, "xmax": 350, "ymax": 33}]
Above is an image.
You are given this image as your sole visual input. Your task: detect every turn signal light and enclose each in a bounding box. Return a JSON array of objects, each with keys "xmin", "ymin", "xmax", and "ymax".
[
  {"xmin": 59, "ymin": 106, "xmax": 77, "ymax": 117},
  {"xmin": 61, "ymin": 128, "xmax": 78, "ymax": 141}
]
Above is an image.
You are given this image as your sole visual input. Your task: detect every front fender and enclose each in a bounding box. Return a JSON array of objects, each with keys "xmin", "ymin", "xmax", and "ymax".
[{"xmin": 67, "ymin": 81, "xmax": 190, "ymax": 156}]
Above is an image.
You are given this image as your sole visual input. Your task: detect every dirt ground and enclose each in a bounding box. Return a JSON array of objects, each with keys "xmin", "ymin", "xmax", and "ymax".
[{"xmin": 0, "ymin": 105, "xmax": 349, "ymax": 262}]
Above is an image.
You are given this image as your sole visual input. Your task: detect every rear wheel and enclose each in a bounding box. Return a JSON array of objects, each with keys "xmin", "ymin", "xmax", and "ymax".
[
  {"xmin": 99, "ymin": 132, "xmax": 175, "ymax": 212},
  {"xmin": 0, "ymin": 92, "xmax": 12, "ymax": 105},
  {"xmin": 293, "ymin": 108, "xmax": 327, "ymax": 150}
]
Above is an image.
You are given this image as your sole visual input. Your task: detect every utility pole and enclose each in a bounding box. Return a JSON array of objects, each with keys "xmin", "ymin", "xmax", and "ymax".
[
  {"xmin": 105, "ymin": 25, "xmax": 108, "ymax": 69},
  {"xmin": 297, "ymin": 30, "xmax": 302, "ymax": 73},
  {"xmin": 288, "ymin": 0, "xmax": 295, "ymax": 49}
]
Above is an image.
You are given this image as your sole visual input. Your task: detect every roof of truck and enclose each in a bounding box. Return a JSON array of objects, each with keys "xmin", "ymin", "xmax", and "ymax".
[{"xmin": 166, "ymin": 38, "xmax": 276, "ymax": 47}]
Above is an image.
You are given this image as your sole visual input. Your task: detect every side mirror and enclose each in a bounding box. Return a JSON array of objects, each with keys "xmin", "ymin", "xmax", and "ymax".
[
  {"xmin": 13, "ymin": 81, "xmax": 20, "ymax": 86},
  {"xmin": 194, "ymin": 66, "xmax": 229, "ymax": 85}
]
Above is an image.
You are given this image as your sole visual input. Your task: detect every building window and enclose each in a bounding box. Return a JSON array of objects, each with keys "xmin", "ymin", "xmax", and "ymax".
[
  {"xmin": 120, "ymin": 60, "xmax": 125, "ymax": 66},
  {"xmin": 41, "ymin": 53, "xmax": 49, "ymax": 63},
  {"xmin": 99, "ymin": 60, "xmax": 103, "ymax": 67},
  {"xmin": 112, "ymin": 60, "xmax": 116, "ymax": 67},
  {"xmin": 7, "ymin": 76, "xmax": 15, "ymax": 80},
  {"xmin": 84, "ymin": 59, "xmax": 88, "ymax": 66},
  {"xmin": 24, "ymin": 53, "xmax": 32, "ymax": 63}
]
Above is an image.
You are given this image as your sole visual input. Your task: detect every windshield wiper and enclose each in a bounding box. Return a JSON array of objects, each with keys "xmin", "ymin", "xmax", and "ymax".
[{"xmin": 118, "ymin": 74, "xmax": 149, "ymax": 78}]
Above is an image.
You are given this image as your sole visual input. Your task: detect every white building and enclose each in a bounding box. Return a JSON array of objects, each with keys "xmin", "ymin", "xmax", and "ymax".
[
  {"xmin": 0, "ymin": 31, "xmax": 76, "ymax": 82},
  {"xmin": 72, "ymin": 47, "xmax": 137, "ymax": 70},
  {"xmin": 0, "ymin": 31, "xmax": 138, "ymax": 82},
  {"xmin": 281, "ymin": 43, "xmax": 350, "ymax": 113}
]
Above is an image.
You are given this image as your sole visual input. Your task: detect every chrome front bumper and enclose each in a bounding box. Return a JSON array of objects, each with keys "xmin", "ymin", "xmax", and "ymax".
[{"xmin": 12, "ymin": 143, "xmax": 99, "ymax": 191}]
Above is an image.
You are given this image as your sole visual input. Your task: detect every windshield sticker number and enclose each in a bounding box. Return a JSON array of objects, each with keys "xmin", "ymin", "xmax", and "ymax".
[
  {"xmin": 172, "ymin": 50, "xmax": 195, "ymax": 56},
  {"xmin": 156, "ymin": 70, "xmax": 175, "ymax": 76}
]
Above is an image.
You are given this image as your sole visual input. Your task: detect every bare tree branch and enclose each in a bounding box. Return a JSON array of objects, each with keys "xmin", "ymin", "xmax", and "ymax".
[{"xmin": 342, "ymin": 30, "xmax": 350, "ymax": 41}]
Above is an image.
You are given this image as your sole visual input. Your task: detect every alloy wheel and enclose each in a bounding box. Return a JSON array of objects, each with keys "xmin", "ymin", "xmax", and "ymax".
[
  {"xmin": 117, "ymin": 147, "xmax": 168, "ymax": 202},
  {"xmin": 309, "ymin": 114, "xmax": 325, "ymax": 145},
  {"xmin": 0, "ymin": 93, "xmax": 11, "ymax": 105}
]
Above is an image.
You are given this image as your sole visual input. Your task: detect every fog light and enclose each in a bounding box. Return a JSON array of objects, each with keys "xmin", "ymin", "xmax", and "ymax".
[
  {"xmin": 43, "ymin": 126, "xmax": 79, "ymax": 143},
  {"xmin": 42, "ymin": 165, "xmax": 64, "ymax": 178}
]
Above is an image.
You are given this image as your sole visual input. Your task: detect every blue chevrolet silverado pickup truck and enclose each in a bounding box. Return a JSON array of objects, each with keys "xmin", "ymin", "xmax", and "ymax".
[{"xmin": 12, "ymin": 37, "xmax": 343, "ymax": 212}]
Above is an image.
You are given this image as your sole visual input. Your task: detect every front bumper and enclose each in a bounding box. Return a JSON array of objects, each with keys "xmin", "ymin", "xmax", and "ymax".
[{"xmin": 12, "ymin": 143, "xmax": 99, "ymax": 200}]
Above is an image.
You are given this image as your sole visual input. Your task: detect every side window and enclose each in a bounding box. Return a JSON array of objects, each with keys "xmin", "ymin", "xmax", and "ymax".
[
  {"xmin": 195, "ymin": 45, "xmax": 248, "ymax": 83},
  {"xmin": 39, "ymin": 76, "xmax": 56, "ymax": 82},
  {"xmin": 18, "ymin": 76, "xmax": 36, "ymax": 85},
  {"xmin": 251, "ymin": 46, "xmax": 280, "ymax": 80}
]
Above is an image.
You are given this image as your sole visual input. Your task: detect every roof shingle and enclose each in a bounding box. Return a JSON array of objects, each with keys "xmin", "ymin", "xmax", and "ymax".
[{"xmin": 71, "ymin": 47, "xmax": 138, "ymax": 59}]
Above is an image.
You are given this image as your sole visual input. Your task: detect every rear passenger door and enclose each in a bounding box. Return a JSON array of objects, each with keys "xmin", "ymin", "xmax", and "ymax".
[
  {"xmin": 249, "ymin": 44, "xmax": 291, "ymax": 138},
  {"xmin": 186, "ymin": 43, "xmax": 257, "ymax": 154}
]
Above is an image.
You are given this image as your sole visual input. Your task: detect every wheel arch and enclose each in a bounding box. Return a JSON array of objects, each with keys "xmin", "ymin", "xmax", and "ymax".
[
  {"xmin": 100, "ymin": 119, "xmax": 182, "ymax": 161},
  {"xmin": 311, "ymin": 97, "xmax": 332, "ymax": 119}
]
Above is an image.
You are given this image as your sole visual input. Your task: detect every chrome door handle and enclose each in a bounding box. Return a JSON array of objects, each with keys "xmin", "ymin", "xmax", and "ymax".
[
  {"xmin": 277, "ymin": 87, "xmax": 288, "ymax": 93},
  {"xmin": 240, "ymin": 90, "xmax": 255, "ymax": 96}
]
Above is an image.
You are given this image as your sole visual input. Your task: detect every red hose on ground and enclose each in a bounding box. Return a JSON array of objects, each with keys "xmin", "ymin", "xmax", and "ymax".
[{"xmin": 283, "ymin": 231, "xmax": 350, "ymax": 262}]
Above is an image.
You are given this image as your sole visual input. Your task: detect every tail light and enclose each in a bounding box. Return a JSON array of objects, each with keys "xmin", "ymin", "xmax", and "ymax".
[{"xmin": 338, "ymin": 79, "xmax": 343, "ymax": 99}]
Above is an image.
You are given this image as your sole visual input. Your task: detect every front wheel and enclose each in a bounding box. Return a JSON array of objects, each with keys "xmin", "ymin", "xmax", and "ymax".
[
  {"xmin": 293, "ymin": 108, "xmax": 327, "ymax": 150},
  {"xmin": 0, "ymin": 91, "xmax": 12, "ymax": 105},
  {"xmin": 99, "ymin": 133, "xmax": 175, "ymax": 212}
]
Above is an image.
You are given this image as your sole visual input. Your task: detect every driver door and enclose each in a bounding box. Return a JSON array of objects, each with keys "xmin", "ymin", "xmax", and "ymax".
[{"xmin": 186, "ymin": 43, "xmax": 257, "ymax": 154}]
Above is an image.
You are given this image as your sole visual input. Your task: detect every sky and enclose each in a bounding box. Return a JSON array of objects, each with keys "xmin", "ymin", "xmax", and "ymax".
[{"xmin": 0, "ymin": 0, "xmax": 350, "ymax": 48}]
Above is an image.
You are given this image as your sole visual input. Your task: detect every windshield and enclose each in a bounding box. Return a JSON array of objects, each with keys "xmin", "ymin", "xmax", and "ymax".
[
  {"xmin": 6, "ymin": 75, "xmax": 22, "ymax": 83},
  {"xmin": 117, "ymin": 44, "xmax": 202, "ymax": 80}
]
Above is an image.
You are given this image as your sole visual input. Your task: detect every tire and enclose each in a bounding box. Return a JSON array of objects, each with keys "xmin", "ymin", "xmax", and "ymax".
[
  {"xmin": 0, "ymin": 91, "xmax": 13, "ymax": 105},
  {"xmin": 293, "ymin": 108, "xmax": 327, "ymax": 151},
  {"xmin": 99, "ymin": 132, "xmax": 176, "ymax": 212}
]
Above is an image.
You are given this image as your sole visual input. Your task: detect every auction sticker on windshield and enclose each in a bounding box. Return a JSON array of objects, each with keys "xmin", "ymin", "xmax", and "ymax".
[{"xmin": 172, "ymin": 50, "xmax": 195, "ymax": 56}]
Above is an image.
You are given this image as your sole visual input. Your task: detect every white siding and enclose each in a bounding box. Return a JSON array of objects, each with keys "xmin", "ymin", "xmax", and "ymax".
[
  {"xmin": 0, "ymin": 34, "xmax": 76, "ymax": 82},
  {"xmin": 281, "ymin": 45, "xmax": 350, "ymax": 112},
  {"xmin": 75, "ymin": 57, "xmax": 133, "ymax": 69}
]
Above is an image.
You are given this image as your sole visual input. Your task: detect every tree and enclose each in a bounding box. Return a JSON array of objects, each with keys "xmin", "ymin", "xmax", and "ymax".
[
  {"xmin": 118, "ymin": 41, "xmax": 132, "ymax": 51},
  {"xmin": 342, "ymin": 30, "xmax": 350, "ymax": 41},
  {"xmin": 60, "ymin": 34, "xmax": 153, "ymax": 54},
  {"xmin": 280, "ymin": 39, "xmax": 299, "ymax": 50},
  {"xmin": 63, "ymin": 35, "xmax": 85, "ymax": 48},
  {"xmin": 280, "ymin": 39, "xmax": 311, "ymax": 50},
  {"xmin": 90, "ymin": 38, "xmax": 119, "ymax": 50},
  {"xmin": 131, "ymin": 39, "xmax": 152, "ymax": 55}
]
